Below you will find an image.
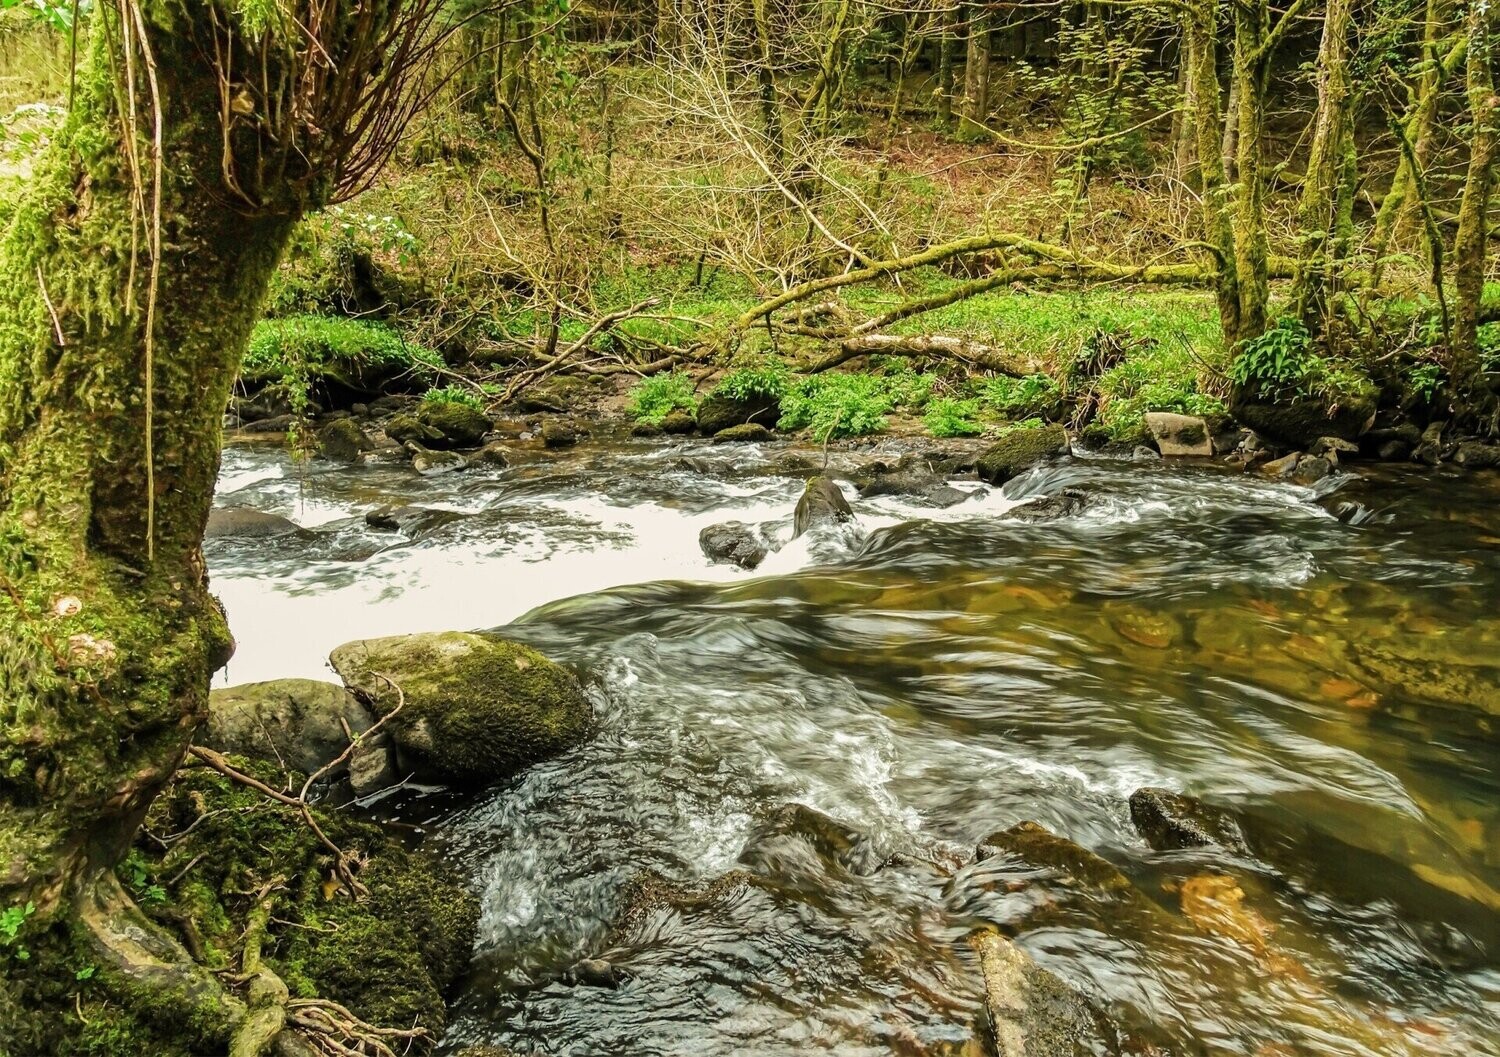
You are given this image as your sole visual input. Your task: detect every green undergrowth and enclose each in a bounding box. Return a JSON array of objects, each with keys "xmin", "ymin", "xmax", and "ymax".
[
  {"xmin": 627, "ymin": 370, "xmax": 698, "ymax": 422},
  {"xmin": 1228, "ymin": 317, "xmax": 1376, "ymax": 408},
  {"xmin": 242, "ymin": 314, "xmax": 442, "ymax": 386}
]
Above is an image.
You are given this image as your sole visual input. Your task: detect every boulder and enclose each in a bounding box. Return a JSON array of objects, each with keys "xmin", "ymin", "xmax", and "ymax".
[
  {"xmin": 1310, "ymin": 436, "xmax": 1359, "ymax": 463},
  {"xmin": 205, "ymin": 507, "xmax": 305, "ymax": 539},
  {"xmin": 1258, "ymin": 451, "xmax": 1301, "ymax": 478},
  {"xmin": 417, "ymin": 401, "xmax": 492, "ymax": 449},
  {"xmin": 205, "ymin": 679, "xmax": 379, "ymax": 777},
  {"xmin": 696, "ymin": 391, "xmax": 780, "ymax": 436},
  {"xmin": 699, "ymin": 522, "xmax": 769, "ymax": 569},
  {"xmin": 473, "ymin": 441, "xmax": 511, "ymax": 467},
  {"xmin": 317, "ymin": 417, "xmax": 372, "ymax": 464},
  {"xmin": 364, "ymin": 504, "xmax": 466, "ymax": 539},
  {"xmin": 737, "ymin": 802, "xmax": 885, "ymax": 877},
  {"xmin": 712, "ymin": 422, "xmax": 772, "ymax": 443},
  {"xmin": 1128, "ymin": 787, "xmax": 1246, "ymax": 852},
  {"xmin": 1232, "ymin": 388, "xmax": 1376, "ymax": 449},
  {"xmin": 1413, "ymin": 419, "xmax": 1446, "ymax": 465},
  {"xmin": 630, "ymin": 421, "xmax": 663, "ymax": 437},
  {"xmin": 660, "ymin": 410, "xmax": 697, "ymax": 435},
  {"xmin": 406, "ymin": 442, "xmax": 466, "ymax": 475},
  {"xmin": 976, "ymin": 425, "xmax": 1070, "ymax": 484},
  {"xmin": 1144, "ymin": 412, "xmax": 1212, "ymax": 457},
  {"xmin": 857, "ymin": 468, "xmax": 971, "ymax": 508},
  {"xmin": 969, "ymin": 928, "xmax": 1114, "ymax": 1057},
  {"xmin": 541, "ymin": 416, "xmax": 579, "ymax": 448},
  {"xmin": 514, "ymin": 375, "xmax": 586, "ymax": 413},
  {"xmin": 1001, "ymin": 487, "xmax": 1091, "ymax": 522},
  {"xmin": 383, "ymin": 412, "xmax": 443, "ymax": 447},
  {"xmin": 329, "ymin": 631, "xmax": 592, "ymax": 790},
  {"xmin": 793, "ymin": 476, "xmax": 853, "ymax": 537}
]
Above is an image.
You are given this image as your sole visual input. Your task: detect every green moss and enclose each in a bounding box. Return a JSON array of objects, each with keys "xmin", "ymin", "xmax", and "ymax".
[
  {"xmin": 976, "ymin": 422, "xmax": 1069, "ymax": 483},
  {"xmin": 241, "ymin": 314, "xmax": 442, "ymax": 389}
]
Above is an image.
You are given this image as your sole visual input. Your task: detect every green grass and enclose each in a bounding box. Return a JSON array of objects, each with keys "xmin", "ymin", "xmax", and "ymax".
[{"xmin": 242, "ymin": 314, "xmax": 442, "ymax": 385}]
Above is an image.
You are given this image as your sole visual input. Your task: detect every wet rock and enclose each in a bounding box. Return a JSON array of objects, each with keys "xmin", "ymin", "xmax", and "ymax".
[
  {"xmin": 630, "ymin": 420, "xmax": 663, "ymax": 437},
  {"xmin": 1377, "ymin": 438, "xmax": 1412, "ymax": 461},
  {"xmin": 347, "ymin": 731, "xmax": 399, "ymax": 797},
  {"xmin": 1310, "ymin": 436, "xmax": 1359, "ymax": 463},
  {"xmin": 1412, "ymin": 419, "xmax": 1446, "ymax": 465},
  {"xmin": 206, "ymin": 507, "xmax": 306, "ymax": 539},
  {"xmin": 737, "ymin": 802, "xmax": 885, "ymax": 877},
  {"xmin": 1001, "ymin": 488, "xmax": 1091, "ymax": 522},
  {"xmin": 456, "ymin": 1048, "xmax": 520, "ymax": 1057},
  {"xmin": 1131, "ymin": 445, "xmax": 1161, "ymax": 461},
  {"xmin": 240, "ymin": 413, "xmax": 298, "ymax": 434},
  {"xmin": 329, "ymin": 631, "xmax": 592, "ymax": 790},
  {"xmin": 1144, "ymin": 412, "xmax": 1213, "ymax": 457},
  {"xmin": 976, "ymin": 821, "xmax": 1131, "ymax": 893},
  {"xmin": 233, "ymin": 388, "xmax": 299, "ymax": 424},
  {"xmin": 660, "ymin": 410, "xmax": 697, "ymax": 435},
  {"xmin": 317, "ymin": 417, "xmax": 372, "ymax": 464},
  {"xmin": 856, "ymin": 465, "xmax": 971, "ymax": 507},
  {"xmin": 976, "ymin": 425, "xmax": 1070, "ymax": 485},
  {"xmin": 700, "ymin": 521, "xmax": 769, "ymax": 569},
  {"xmin": 1128, "ymin": 788, "xmax": 1246, "ymax": 852},
  {"xmin": 406, "ymin": 441, "xmax": 466, "ymax": 475},
  {"xmin": 473, "ymin": 441, "xmax": 511, "ymax": 467},
  {"xmin": 793, "ymin": 476, "xmax": 853, "ymax": 537},
  {"xmin": 419, "ymin": 401, "xmax": 492, "ymax": 448},
  {"xmin": 772, "ymin": 452, "xmax": 821, "ymax": 475},
  {"xmin": 564, "ymin": 957, "xmax": 623, "ymax": 989},
  {"xmin": 1289, "ymin": 454, "xmax": 1333, "ymax": 485},
  {"xmin": 696, "ymin": 391, "xmax": 780, "ymax": 436},
  {"xmin": 611, "ymin": 869, "xmax": 759, "ymax": 943},
  {"xmin": 1107, "ymin": 605, "xmax": 1182, "ymax": 649},
  {"xmin": 368, "ymin": 393, "xmax": 419, "ymax": 416},
  {"xmin": 713, "ymin": 422, "xmax": 773, "ymax": 443},
  {"xmin": 1258, "ymin": 451, "xmax": 1301, "ymax": 478},
  {"xmin": 969, "ymin": 928, "xmax": 1115, "ymax": 1057},
  {"xmin": 364, "ymin": 504, "xmax": 466, "ymax": 539},
  {"xmin": 384, "ymin": 412, "xmax": 444, "ymax": 447},
  {"xmin": 1455, "ymin": 440, "xmax": 1500, "ymax": 469},
  {"xmin": 541, "ymin": 416, "xmax": 580, "ymax": 448},
  {"xmin": 205, "ymin": 679, "xmax": 376, "ymax": 777}
]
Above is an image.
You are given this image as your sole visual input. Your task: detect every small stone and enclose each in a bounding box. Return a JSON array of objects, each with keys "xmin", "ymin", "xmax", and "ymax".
[
  {"xmin": 541, "ymin": 417, "xmax": 579, "ymax": 448},
  {"xmin": 1289, "ymin": 454, "xmax": 1332, "ymax": 485},
  {"xmin": 1258, "ymin": 452, "xmax": 1301, "ymax": 478},
  {"xmin": 407, "ymin": 442, "xmax": 466, "ymax": 475},
  {"xmin": 348, "ymin": 734, "xmax": 399, "ymax": 797},
  {"xmin": 565, "ymin": 958, "xmax": 622, "ymax": 989},
  {"xmin": 473, "ymin": 441, "xmax": 511, "ymax": 467},
  {"xmin": 1377, "ymin": 439, "xmax": 1411, "ymax": 461},
  {"xmin": 700, "ymin": 522, "xmax": 769, "ymax": 569}
]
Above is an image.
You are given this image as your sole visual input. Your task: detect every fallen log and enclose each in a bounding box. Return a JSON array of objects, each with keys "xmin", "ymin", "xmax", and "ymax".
[{"xmin": 805, "ymin": 333, "xmax": 1042, "ymax": 376}]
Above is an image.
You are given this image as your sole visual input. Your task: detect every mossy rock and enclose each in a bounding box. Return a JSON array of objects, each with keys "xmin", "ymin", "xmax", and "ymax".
[
  {"xmin": 514, "ymin": 375, "xmax": 587, "ymax": 413},
  {"xmin": 712, "ymin": 422, "xmax": 772, "ymax": 443},
  {"xmin": 660, "ymin": 410, "xmax": 697, "ymax": 435},
  {"xmin": 329, "ymin": 632, "xmax": 592, "ymax": 789},
  {"xmin": 317, "ymin": 417, "xmax": 372, "ymax": 463},
  {"xmin": 384, "ymin": 411, "xmax": 443, "ymax": 447},
  {"xmin": 205, "ymin": 678, "xmax": 375, "ymax": 776},
  {"xmin": 416, "ymin": 401, "xmax": 492, "ymax": 449},
  {"xmin": 976, "ymin": 424, "xmax": 1070, "ymax": 484}
]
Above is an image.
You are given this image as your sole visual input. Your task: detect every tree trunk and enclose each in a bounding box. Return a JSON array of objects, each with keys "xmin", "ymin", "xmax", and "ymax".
[
  {"xmin": 0, "ymin": 7, "xmax": 302, "ymax": 926},
  {"xmin": 937, "ymin": 3, "xmax": 956, "ymax": 128},
  {"xmin": 961, "ymin": 2, "xmax": 991, "ymax": 137},
  {"xmin": 1183, "ymin": 0, "xmax": 1242, "ymax": 345},
  {"xmin": 1292, "ymin": 0, "xmax": 1354, "ymax": 328},
  {"xmin": 1451, "ymin": 0, "xmax": 1497, "ymax": 422},
  {"xmin": 1231, "ymin": 0, "xmax": 1271, "ymax": 340}
]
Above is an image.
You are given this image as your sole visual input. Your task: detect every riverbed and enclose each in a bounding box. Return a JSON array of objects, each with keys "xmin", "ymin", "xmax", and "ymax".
[{"xmin": 208, "ymin": 438, "xmax": 1500, "ymax": 1057}]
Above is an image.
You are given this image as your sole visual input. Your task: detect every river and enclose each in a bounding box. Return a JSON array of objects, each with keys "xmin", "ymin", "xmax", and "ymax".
[{"xmin": 207, "ymin": 437, "xmax": 1500, "ymax": 1057}]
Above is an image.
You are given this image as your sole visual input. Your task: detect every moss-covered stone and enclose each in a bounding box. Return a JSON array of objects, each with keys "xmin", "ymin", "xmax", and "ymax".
[
  {"xmin": 417, "ymin": 401, "xmax": 491, "ymax": 448},
  {"xmin": 696, "ymin": 392, "xmax": 780, "ymax": 436},
  {"xmin": 329, "ymin": 632, "xmax": 593, "ymax": 789},
  {"xmin": 1230, "ymin": 384, "xmax": 1377, "ymax": 448},
  {"xmin": 976, "ymin": 424, "xmax": 1070, "ymax": 484},
  {"xmin": 317, "ymin": 417, "xmax": 372, "ymax": 463}
]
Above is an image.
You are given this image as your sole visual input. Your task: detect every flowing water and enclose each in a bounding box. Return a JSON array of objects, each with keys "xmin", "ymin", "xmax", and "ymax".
[{"xmin": 208, "ymin": 438, "xmax": 1500, "ymax": 1057}]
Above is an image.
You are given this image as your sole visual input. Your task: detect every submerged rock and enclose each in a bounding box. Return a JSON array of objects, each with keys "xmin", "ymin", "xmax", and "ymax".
[
  {"xmin": 541, "ymin": 416, "xmax": 580, "ymax": 448},
  {"xmin": 407, "ymin": 441, "xmax": 467, "ymax": 474},
  {"xmin": 1001, "ymin": 487, "xmax": 1091, "ymax": 522},
  {"xmin": 793, "ymin": 476, "xmax": 853, "ymax": 537},
  {"xmin": 329, "ymin": 631, "xmax": 592, "ymax": 790},
  {"xmin": 969, "ymin": 928, "xmax": 1115, "ymax": 1057},
  {"xmin": 976, "ymin": 821, "xmax": 1131, "ymax": 893},
  {"xmin": 737, "ymin": 802, "xmax": 885, "ymax": 877},
  {"xmin": 317, "ymin": 417, "xmax": 372, "ymax": 463},
  {"xmin": 205, "ymin": 507, "xmax": 306, "ymax": 539},
  {"xmin": 364, "ymin": 504, "xmax": 467, "ymax": 539},
  {"xmin": 205, "ymin": 679, "xmax": 377, "ymax": 778},
  {"xmin": 976, "ymin": 425, "xmax": 1070, "ymax": 485},
  {"xmin": 856, "ymin": 464, "xmax": 971, "ymax": 508},
  {"xmin": 700, "ymin": 521, "xmax": 769, "ymax": 569},
  {"xmin": 696, "ymin": 391, "xmax": 780, "ymax": 436},
  {"xmin": 1128, "ymin": 787, "xmax": 1245, "ymax": 852}
]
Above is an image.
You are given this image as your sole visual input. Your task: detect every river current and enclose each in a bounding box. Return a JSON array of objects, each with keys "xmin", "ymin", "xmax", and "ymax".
[{"xmin": 207, "ymin": 437, "xmax": 1500, "ymax": 1057}]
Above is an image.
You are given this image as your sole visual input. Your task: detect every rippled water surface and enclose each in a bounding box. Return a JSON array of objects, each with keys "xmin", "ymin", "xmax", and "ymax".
[{"xmin": 209, "ymin": 438, "xmax": 1500, "ymax": 1057}]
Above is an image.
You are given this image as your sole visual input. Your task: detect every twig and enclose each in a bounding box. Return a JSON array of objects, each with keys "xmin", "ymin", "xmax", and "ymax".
[{"xmin": 37, "ymin": 265, "xmax": 65, "ymax": 346}]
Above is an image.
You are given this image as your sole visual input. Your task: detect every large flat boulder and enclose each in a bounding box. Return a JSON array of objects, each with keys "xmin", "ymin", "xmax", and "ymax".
[{"xmin": 329, "ymin": 632, "xmax": 592, "ymax": 789}]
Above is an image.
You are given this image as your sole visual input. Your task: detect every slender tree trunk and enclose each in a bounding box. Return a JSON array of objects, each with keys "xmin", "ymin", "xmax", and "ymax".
[
  {"xmin": 1232, "ymin": 0, "xmax": 1270, "ymax": 340},
  {"xmin": 961, "ymin": 1, "xmax": 992, "ymax": 137},
  {"xmin": 937, "ymin": 2, "xmax": 956, "ymax": 128},
  {"xmin": 1292, "ymin": 0, "xmax": 1354, "ymax": 327},
  {"xmin": 1451, "ymin": 0, "xmax": 1497, "ymax": 423},
  {"xmin": 1183, "ymin": 0, "xmax": 1241, "ymax": 345}
]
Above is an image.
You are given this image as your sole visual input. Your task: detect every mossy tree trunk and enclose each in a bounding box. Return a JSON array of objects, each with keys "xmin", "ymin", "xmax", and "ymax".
[
  {"xmin": 1230, "ymin": 0, "xmax": 1271, "ymax": 342},
  {"xmin": 1292, "ymin": 0, "xmax": 1354, "ymax": 329},
  {"xmin": 0, "ymin": 10, "xmax": 305, "ymax": 926},
  {"xmin": 960, "ymin": 1, "xmax": 991, "ymax": 137},
  {"xmin": 1451, "ymin": 0, "xmax": 1497, "ymax": 425}
]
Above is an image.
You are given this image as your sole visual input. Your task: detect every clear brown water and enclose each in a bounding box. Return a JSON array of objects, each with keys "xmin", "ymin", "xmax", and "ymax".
[{"xmin": 209, "ymin": 440, "xmax": 1500, "ymax": 1056}]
